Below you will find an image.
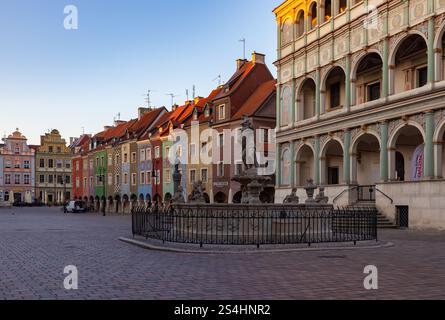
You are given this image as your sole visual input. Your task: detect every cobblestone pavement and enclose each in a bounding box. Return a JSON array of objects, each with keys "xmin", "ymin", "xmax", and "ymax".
[{"xmin": 0, "ymin": 207, "xmax": 444, "ymax": 300}]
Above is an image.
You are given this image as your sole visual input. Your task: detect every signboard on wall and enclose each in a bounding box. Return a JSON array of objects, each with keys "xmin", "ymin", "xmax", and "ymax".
[{"xmin": 411, "ymin": 144, "xmax": 424, "ymax": 181}]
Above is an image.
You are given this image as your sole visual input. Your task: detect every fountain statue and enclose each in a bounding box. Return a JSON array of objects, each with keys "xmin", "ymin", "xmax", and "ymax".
[
  {"xmin": 283, "ymin": 188, "xmax": 299, "ymax": 204},
  {"xmin": 232, "ymin": 115, "xmax": 272, "ymax": 204},
  {"xmin": 304, "ymin": 179, "xmax": 318, "ymax": 204},
  {"xmin": 188, "ymin": 181, "xmax": 206, "ymax": 204},
  {"xmin": 315, "ymin": 187, "xmax": 329, "ymax": 204},
  {"xmin": 172, "ymin": 160, "xmax": 185, "ymax": 204}
]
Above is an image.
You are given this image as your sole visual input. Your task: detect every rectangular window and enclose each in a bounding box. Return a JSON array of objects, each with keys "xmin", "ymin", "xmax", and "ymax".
[
  {"xmin": 57, "ymin": 175, "xmax": 63, "ymax": 185},
  {"xmin": 96, "ymin": 157, "xmax": 100, "ymax": 167},
  {"xmin": 156, "ymin": 170, "xmax": 161, "ymax": 185},
  {"xmin": 131, "ymin": 152, "xmax": 137, "ymax": 163},
  {"xmin": 165, "ymin": 147, "xmax": 170, "ymax": 158},
  {"xmin": 367, "ymin": 82, "xmax": 381, "ymax": 102},
  {"xmin": 417, "ymin": 66, "xmax": 428, "ymax": 88},
  {"xmin": 140, "ymin": 149, "xmax": 146, "ymax": 162},
  {"xmin": 218, "ymin": 133, "xmax": 224, "ymax": 147},
  {"xmin": 108, "ymin": 173, "xmax": 113, "ymax": 186},
  {"xmin": 235, "ymin": 162, "xmax": 243, "ymax": 175},
  {"xmin": 56, "ymin": 160, "xmax": 63, "ymax": 169},
  {"xmin": 146, "ymin": 171, "xmax": 152, "ymax": 185},
  {"xmin": 48, "ymin": 159, "xmax": 54, "ymax": 168},
  {"xmin": 49, "ymin": 175, "xmax": 54, "ymax": 184},
  {"xmin": 65, "ymin": 175, "xmax": 71, "ymax": 184},
  {"xmin": 83, "ymin": 177, "xmax": 87, "ymax": 189},
  {"xmin": 23, "ymin": 160, "xmax": 30, "ymax": 169},
  {"xmin": 5, "ymin": 160, "xmax": 11, "ymax": 169},
  {"xmin": 124, "ymin": 173, "xmax": 128, "ymax": 185},
  {"xmin": 190, "ymin": 170, "xmax": 196, "ymax": 184},
  {"xmin": 49, "ymin": 146, "xmax": 53, "ymax": 153},
  {"xmin": 40, "ymin": 175, "xmax": 45, "ymax": 183},
  {"xmin": 116, "ymin": 174, "xmax": 120, "ymax": 185},
  {"xmin": 201, "ymin": 168, "xmax": 208, "ymax": 183},
  {"xmin": 90, "ymin": 177, "xmax": 93, "ymax": 188},
  {"xmin": 76, "ymin": 177, "xmax": 80, "ymax": 188},
  {"xmin": 140, "ymin": 172, "xmax": 145, "ymax": 185},
  {"xmin": 65, "ymin": 160, "xmax": 71, "ymax": 169},
  {"xmin": 217, "ymin": 162, "xmax": 224, "ymax": 177},
  {"xmin": 329, "ymin": 82, "xmax": 341, "ymax": 109},
  {"xmin": 5, "ymin": 174, "xmax": 11, "ymax": 185},
  {"xmin": 108, "ymin": 155, "xmax": 112, "ymax": 165},
  {"xmin": 124, "ymin": 153, "xmax": 128, "ymax": 163},
  {"xmin": 24, "ymin": 175, "xmax": 30, "ymax": 185},
  {"xmin": 218, "ymin": 104, "xmax": 225, "ymax": 120},
  {"xmin": 39, "ymin": 159, "xmax": 45, "ymax": 168},
  {"xmin": 190, "ymin": 144, "xmax": 196, "ymax": 159},
  {"xmin": 15, "ymin": 174, "xmax": 21, "ymax": 184},
  {"xmin": 165, "ymin": 169, "xmax": 171, "ymax": 184},
  {"xmin": 146, "ymin": 148, "xmax": 152, "ymax": 160},
  {"xmin": 89, "ymin": 160, "xmax": 94, "ymax": 170},
  {"xmin": 131, "ymin": 173, "xmax": 137, "ymax": 186},
  {"xmin": 155, "ymin": 147, "xmax": 160, "ymax": 158},
  {"xmin": 14, "ymin": 161, "xmax": 20, "ymax": 169}
]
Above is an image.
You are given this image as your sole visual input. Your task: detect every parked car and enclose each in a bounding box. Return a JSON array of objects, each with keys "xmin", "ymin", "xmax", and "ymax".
[{"xmin": 65, "ymin": 201, "xmax": 87, "ymax": 213}]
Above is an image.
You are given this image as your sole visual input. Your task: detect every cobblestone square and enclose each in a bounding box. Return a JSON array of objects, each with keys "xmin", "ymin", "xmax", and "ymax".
[{"xmin": 0, "ymin": 207, "xmax": 444, "ymax": 300}]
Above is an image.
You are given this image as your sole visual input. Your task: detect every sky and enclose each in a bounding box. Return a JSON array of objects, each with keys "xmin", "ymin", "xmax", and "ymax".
[{"xmin": 0, "ymin": 0, "xmax": 282, "ymax": 144}]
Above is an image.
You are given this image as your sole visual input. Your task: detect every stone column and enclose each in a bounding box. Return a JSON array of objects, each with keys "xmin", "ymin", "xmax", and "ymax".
[
  {"xmin": 350, "ymin": 152, "xmax": 358, "ymax": 185},
  {"xmin": 314, "ymin": 136, "xmax": 321, "ymax": 185},
  {"xmin": 276, "ymin": 85, "xmax": 281, "ymax": 131},
  {"xmin": 343, "ymin": 130, "xmax": 351, "ymax": 185},
  {"xmin": 380, "ymin": 121, "xmax": 389, "ymax": 181},
  {"xmin": 427, "ymin": 18, "xmax": 435, "ymax": 84},
  {"xmin": 315, "ymin": 69, "xmax": 321, "ymax": 118},
  {"xmin": 291, "ymin": 79, "xmax": 296, "ymax": 127},
  {"xmin": 290, "ymin": 141, "xmax": 296, "ymax": 187},
  {"xmin": 382, "ymin": 38, "xmax": 389, "ymax": 98},
  {"xmin": 424, "ymin": 111, "xmax": 435, "ymax": 178},
  {"xmin": 276, "ymin": 143, "xmax": 282, "ymax": 186},
  {"xmin": 434, "ymin": 141, "xmax": 443, "ymax": 178},
  {"xmin": 345, "ymin": 55, "xmax": 351, "ymax": 112}
]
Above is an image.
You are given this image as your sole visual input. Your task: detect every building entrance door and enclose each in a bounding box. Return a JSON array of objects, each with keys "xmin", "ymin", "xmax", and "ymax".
[{"xmin": 14, "ymin": 193, "xmax": 22, "ymax": 203}]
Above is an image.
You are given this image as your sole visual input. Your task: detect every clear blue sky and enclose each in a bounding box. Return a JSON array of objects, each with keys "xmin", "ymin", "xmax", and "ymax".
[{"xmin": 0, "ymin": 0, "xmax": 282, "ymax": 144}]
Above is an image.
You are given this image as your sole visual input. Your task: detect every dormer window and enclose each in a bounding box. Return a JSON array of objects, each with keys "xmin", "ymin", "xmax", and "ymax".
[
  {"xmin": 204, "ymin": 107, "xmax": 210, "ymax": 117},
  {"xmin": 218, "ymin": 105, "xmax": 226, "ymax": 120}
]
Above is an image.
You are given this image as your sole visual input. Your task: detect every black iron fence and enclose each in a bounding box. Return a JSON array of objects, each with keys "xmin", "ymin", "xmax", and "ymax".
[{"xmin": 132, "ymin": 204, "xmax": 377, "ymax": 246}]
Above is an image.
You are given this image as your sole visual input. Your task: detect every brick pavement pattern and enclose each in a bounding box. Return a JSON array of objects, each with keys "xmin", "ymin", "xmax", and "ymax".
[{"xmin": 0, "ymin": 207, "xmax": 444, "ymax": 300}]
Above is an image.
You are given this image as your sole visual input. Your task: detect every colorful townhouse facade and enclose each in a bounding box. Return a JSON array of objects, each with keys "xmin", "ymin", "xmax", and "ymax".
[
  {"xmin": 211, "ymin": 53, "xmax": 277, "ymax": 204},
  {"xmin": 0, "ymin": 129, "xmax": 36, "ymax": 204},
  {"xmin": 35, "ymin": 129, "xmax": 73, "ymax": 205}
]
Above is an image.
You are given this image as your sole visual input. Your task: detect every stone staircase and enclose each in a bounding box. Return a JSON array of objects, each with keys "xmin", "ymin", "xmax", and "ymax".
[{"xmin": 348, "ymin": 201, "xmax": 397, "ymax": 229}]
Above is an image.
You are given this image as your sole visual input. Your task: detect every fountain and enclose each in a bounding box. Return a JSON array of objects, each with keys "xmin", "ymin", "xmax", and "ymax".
[{"xmin": 232, "ymin": 115, "xmax": 272, "ymax": 204}]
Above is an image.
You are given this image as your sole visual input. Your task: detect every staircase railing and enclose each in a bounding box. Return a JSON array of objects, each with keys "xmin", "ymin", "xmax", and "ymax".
[
  {"xmin": 375, "ymin": 188, "xmax": 394, "ymax": 204},
  {"xmin": 333, "ymin": 185, "xmax": 358, "ymax": 205}
]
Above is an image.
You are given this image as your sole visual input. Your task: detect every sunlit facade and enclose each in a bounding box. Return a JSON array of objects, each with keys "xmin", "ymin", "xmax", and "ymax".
[{"xmin": 274, "ymin": 0, "xmax": 445, "ymax": 229}]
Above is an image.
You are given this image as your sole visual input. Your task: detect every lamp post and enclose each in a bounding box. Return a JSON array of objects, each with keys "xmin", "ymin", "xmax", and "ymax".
[
  {"xmin": 100, "ymin": 167, "xmax": 106, "ymax": 216},
  {"xmin": 152, "ymin": 161, "xmax": 157, "ymax": 206}
]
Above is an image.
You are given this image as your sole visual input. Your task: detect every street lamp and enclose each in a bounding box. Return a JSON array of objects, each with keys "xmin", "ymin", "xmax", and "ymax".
[{"xmin": 99, "ymin": 167, "xmax": 106, "ymax": 216}]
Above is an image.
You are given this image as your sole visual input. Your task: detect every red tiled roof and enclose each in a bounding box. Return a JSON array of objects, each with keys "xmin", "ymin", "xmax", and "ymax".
[
  {"xmin": 130, "ymin": 108, "xmax": 166, "ymax": 136},
  {"xmin": 232, "ymin": 79, "xmax": 277, "ymax": 120},
  {"xmin": 213, "ymin": 61, "xmax": 254, "ymax": 101}
]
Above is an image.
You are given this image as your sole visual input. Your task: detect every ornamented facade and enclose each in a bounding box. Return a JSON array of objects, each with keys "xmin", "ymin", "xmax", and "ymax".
[
  {"xmin": 274, "ymin": 0, "xmax": 445, "ymax": 228},
  {"xmin": 0, "ymin": 129, "xmax": 36, "ymax": 204},
  {"xmin": 35, "ymin": 130, "xmax": 73, "ymax": 204}
]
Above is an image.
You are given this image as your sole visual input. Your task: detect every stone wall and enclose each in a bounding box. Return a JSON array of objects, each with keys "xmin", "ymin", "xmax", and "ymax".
[{"xmin": 376, "ymin": 180, "xmax": 445, "ymax": 230}]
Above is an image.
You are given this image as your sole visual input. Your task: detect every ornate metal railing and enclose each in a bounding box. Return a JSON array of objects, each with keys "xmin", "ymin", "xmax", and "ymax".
[{"xmin": 131, "ymin": 204, "xmax": 377, "ymax": 246}]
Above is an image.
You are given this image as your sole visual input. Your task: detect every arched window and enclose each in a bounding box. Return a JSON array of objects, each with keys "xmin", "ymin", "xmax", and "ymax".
[
  {"xmin": 324, "ymin": 0, "xmax": 332, "ymax": 22},
  {"xmin": 281, "ymin": 86, "xmax": 291, "ymax": 126},
  {"xmin": 281, "ymin": 149, "xmax": 291, "ymax": 186},
  {"xmin": 296, "ymin": 10, "xmax": 305, "ymax": 38},
  {"xmin": 281, "ymin": 19, "xmax": 292, "ymax": 46},
  {"xmin": 309, "ymin": 3, "xmax": 318, "ymax": 30}
]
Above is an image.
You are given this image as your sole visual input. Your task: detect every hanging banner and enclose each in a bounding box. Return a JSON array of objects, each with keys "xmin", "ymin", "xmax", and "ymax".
[{"xmin": 411, "ymin": 144, "xmax": 424, "ymax": 181}]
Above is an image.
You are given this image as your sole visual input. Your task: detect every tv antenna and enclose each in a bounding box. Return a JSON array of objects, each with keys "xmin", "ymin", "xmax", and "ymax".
[
  {"xmin": 239, "ymin": 38, "xmax": 246, "ymax": 60},
  {"xmin": 142, "ymin": 89, "xmax": 156, "ymax": 108},
  {"xmin": 213, "ymin": 75, "xmax": 222, "ymax": 86},
  {"xmin": 192, "ymin": 85, "xmax": 196, "ymax": 99},
  {"xmin": 186, "ymin": 89, "xmax": 189, "ymax": 101},
  {"xmin": 166, "ymin": 93, "xmax": 180, "ymax": 107}
]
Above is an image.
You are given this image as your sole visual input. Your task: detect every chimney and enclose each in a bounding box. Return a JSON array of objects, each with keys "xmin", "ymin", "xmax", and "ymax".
[
  {"xmin": 237, "ymin": 58, "xmax": 248, "ymax": 70},
  {"xmin": 172, "ymin": 104, "xmax": 178, "ymax": 111},
  {"xmin": 193, "ymin": 96, "xmax": 203, "ymax": 105},
  {"xmin": 252, "ymin": 52, "xmax": 265, "ymax": 65},
  {"xmin": 138, "ymin": 107, "xmax": 150, "ymax": 120}
]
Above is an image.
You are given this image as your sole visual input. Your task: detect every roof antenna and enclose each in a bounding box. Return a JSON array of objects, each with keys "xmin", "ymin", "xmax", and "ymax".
[
  {"xmin": 166, "ymin": 93, "xmax": 180, "ymax": 108},
  {"xmin": 213, "ymin": 75, "xmax": 222, "ymax": 86},
  {"xmin": 239, "ymin": 38, "xmax": 246, "ymax": 60},
  {"xmin": 143, "ymin": 89, "xmax": 155, "ymax": 108},
  {"xmin": 186, "ymin": 89, "xmax": 189, "ymax": 101},
  {"xmin": 192, "ymin": 85, "xmax": 196, "ymax": 99}
]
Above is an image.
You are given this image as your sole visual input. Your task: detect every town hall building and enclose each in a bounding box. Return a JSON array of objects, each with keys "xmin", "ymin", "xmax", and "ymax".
[{"xmin": 274, "ymin": 0, "xmax": 445, "ymax": 229}]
